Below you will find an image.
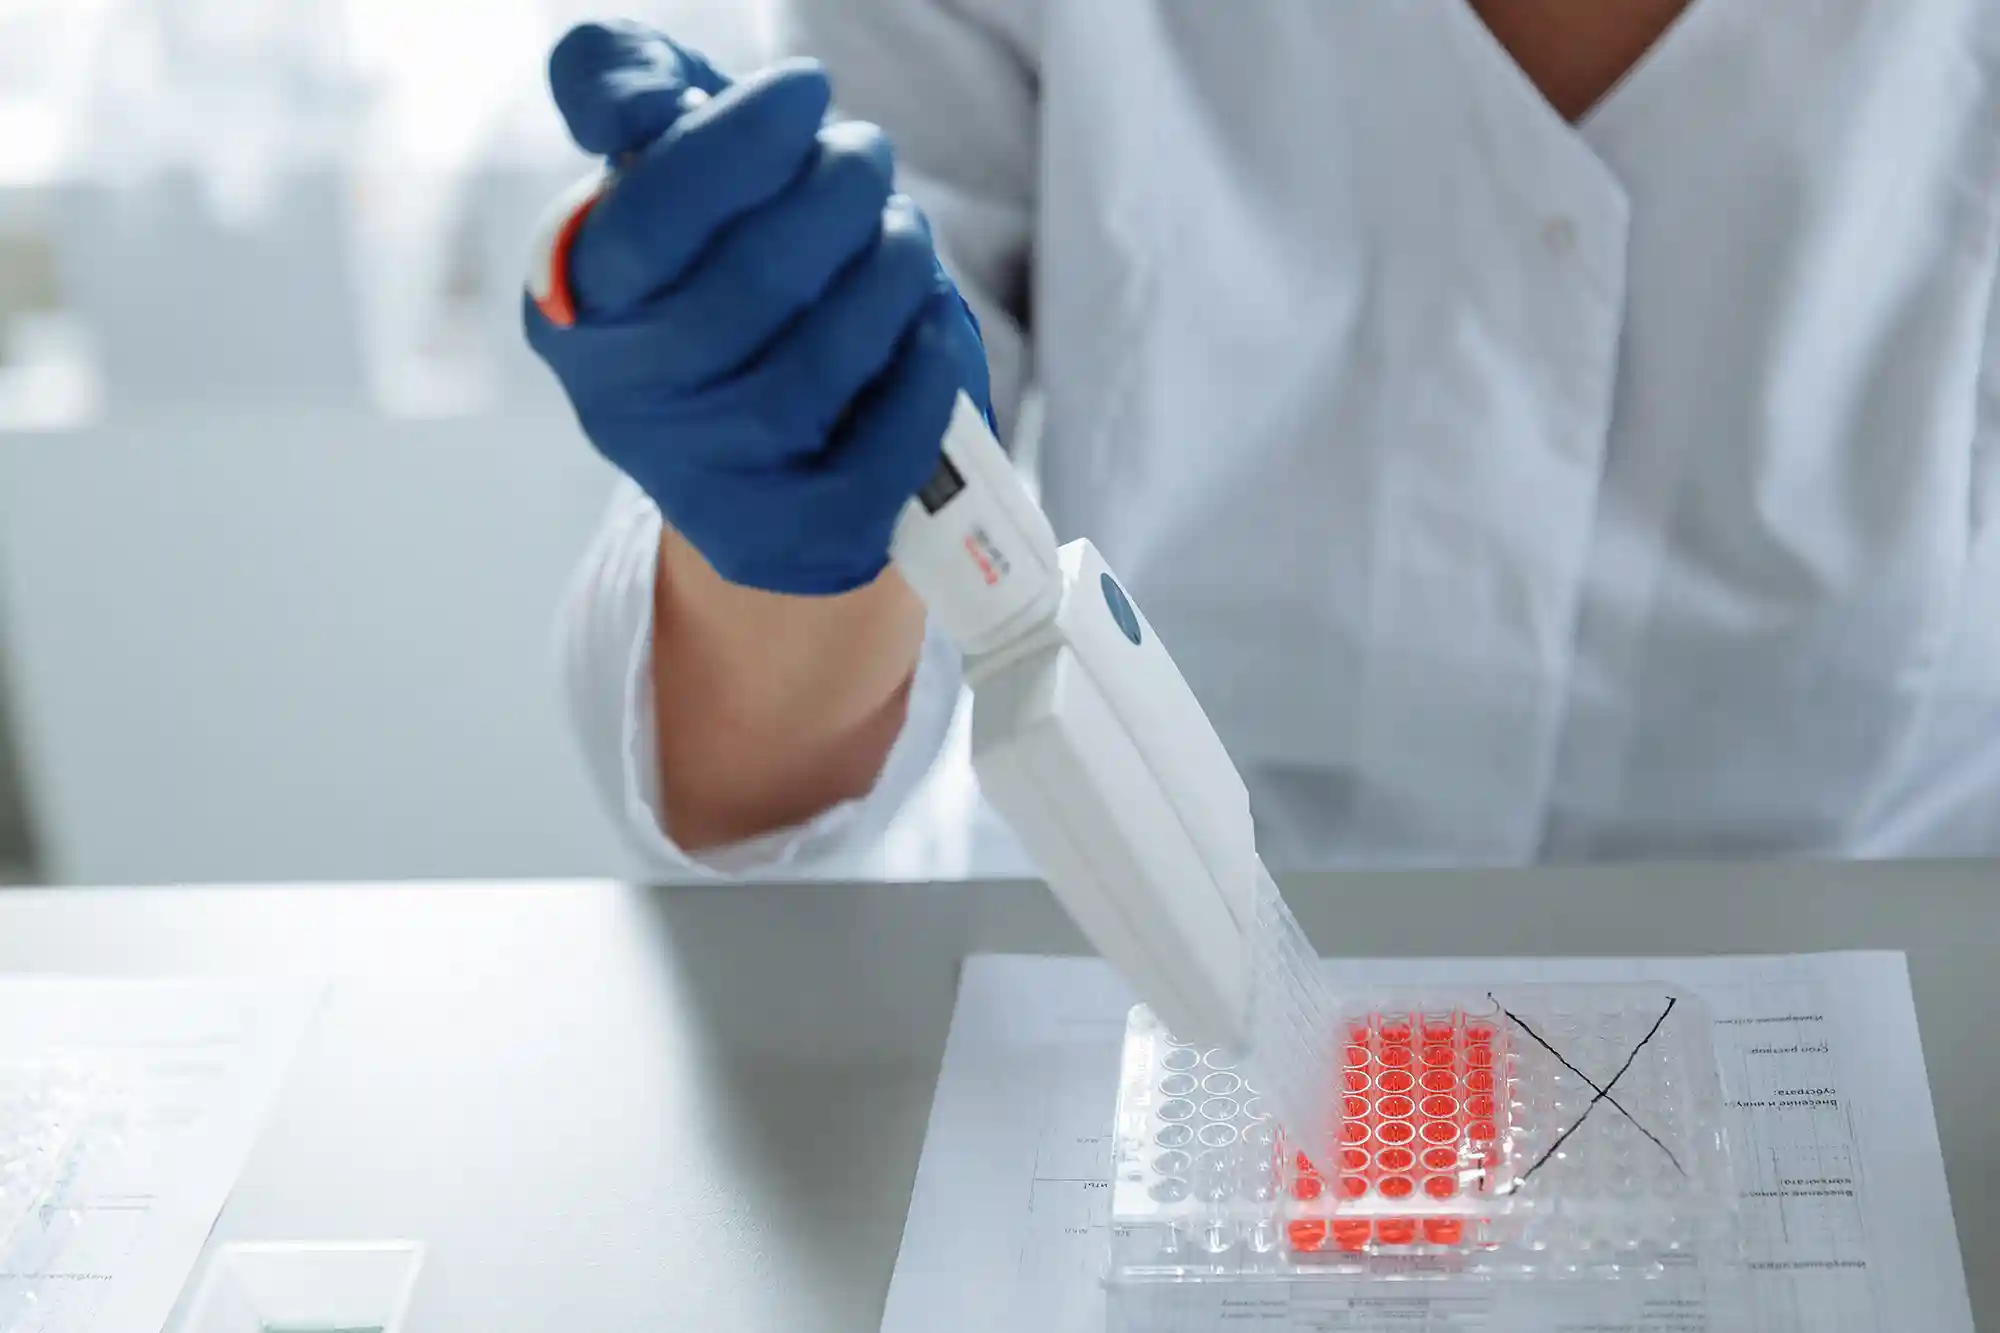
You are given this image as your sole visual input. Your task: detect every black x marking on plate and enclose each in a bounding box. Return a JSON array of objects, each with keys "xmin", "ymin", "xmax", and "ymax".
[{"xmin": 1489, "ymin": 994, "xmax": 1688, "ymax": 1186}]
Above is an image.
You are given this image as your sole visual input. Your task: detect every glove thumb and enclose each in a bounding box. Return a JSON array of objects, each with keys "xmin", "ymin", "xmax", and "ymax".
[{"xmin": 548, "ymin": 20, "xmax": 732, "ymax": 159}]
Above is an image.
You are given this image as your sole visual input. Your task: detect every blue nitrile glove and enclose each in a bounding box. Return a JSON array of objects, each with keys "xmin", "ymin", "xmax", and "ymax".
[{"xmin": 525, "ymin": 21, "xmax": 996, "ymax": 596}]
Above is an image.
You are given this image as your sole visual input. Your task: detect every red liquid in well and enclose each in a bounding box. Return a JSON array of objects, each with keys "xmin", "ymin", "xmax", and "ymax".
[{"xmin": 1317, "ymin": 1007, "xmax": 1507, "ymax": 1252}]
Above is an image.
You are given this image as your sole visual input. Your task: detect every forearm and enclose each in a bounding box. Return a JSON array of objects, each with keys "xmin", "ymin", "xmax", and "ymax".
[{"xmin": 649, "ymin": 525, "xmax": 927, "ymax": 850}]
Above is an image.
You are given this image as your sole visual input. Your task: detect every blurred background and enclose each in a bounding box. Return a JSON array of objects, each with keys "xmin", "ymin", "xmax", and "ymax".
[{"xmin": 0, "ymin": 0, "xmax": 1000, "ymax": 887}]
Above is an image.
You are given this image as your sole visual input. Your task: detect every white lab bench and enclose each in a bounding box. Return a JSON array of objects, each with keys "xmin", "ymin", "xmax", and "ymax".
[{"xmin": 0, "ymin": 863, "xmax": 1991, "ymax": 1331}]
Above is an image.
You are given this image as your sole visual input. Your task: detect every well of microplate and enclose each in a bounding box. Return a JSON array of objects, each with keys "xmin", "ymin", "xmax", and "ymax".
[
  {"xmin": 1108, "ymin": 984, "xmax": 1743, "ymax": 1315},
  {"xmin": 1, "ymin": 1056, "xmax": 114, "ymax": 1333}
]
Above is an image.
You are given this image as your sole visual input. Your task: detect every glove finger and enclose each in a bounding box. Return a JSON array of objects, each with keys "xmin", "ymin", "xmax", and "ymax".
[
  {"xmin": 729, "ymin": 195, "xmax": 945, "ymax": 447},
  {"xmin": 525, "ymin": 199, "xmax": 975, "ymax": 454},
  {"xmin": 548, "ymin": 20, "xmax": 730, "ymax": 159},
  {"xmin": 649, "ymin": 121, "xmax": 896, "ymax": 386},
  {"xmin": 815, "ymin": 289, "xmax": 977, "ymax": 508},
  {"xmin": 637, "ymin": 290, "xmax": 972, "ymax": 592},
  {"xmin": 733, "ymin": 309, "xmax": 978, "ymax": 594},
  {"xmin": 570, "ymin": 60, "xmax": 832, "ymax": 316},
  {"xmin": 523, "ymin": 173, "xmax": 913, "ymax": 401}
]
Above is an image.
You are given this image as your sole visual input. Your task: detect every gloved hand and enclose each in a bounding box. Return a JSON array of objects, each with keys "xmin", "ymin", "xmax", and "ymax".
[{"xmin": 525, "ymin": 21, "xmax": 996, "ymax": 596}]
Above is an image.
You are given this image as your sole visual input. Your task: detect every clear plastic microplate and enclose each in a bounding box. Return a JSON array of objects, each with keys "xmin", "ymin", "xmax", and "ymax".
[
  {"xmin": 1109, "ymin": 984, "xmax": 1740, "ymax": 1288},
  {"xmin": 0, "ymin": 1059, "xmax": 95, "ymax": 1268}
]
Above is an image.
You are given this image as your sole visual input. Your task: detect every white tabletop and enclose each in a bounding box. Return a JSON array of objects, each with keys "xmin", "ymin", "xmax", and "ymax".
[{"xmin": 0, "ymin": 862, "xmax": 1991, "ymax": 1331}]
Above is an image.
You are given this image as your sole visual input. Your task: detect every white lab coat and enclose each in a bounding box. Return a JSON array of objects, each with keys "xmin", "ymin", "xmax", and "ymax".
[{"xmin": 562, "ymin": 0, "xmax": 2000, "ymax": 874}]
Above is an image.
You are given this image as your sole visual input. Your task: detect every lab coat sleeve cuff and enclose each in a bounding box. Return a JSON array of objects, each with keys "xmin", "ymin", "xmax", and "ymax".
[{"xmin": 558, "ymin": 482, "xmax": 965, "ymax": 880}]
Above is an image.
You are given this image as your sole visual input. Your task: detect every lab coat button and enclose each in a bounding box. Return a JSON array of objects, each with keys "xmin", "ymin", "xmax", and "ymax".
[{"xmin": 1542, "ymin": 216, "xmax": 1578, "ymax": 256}]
